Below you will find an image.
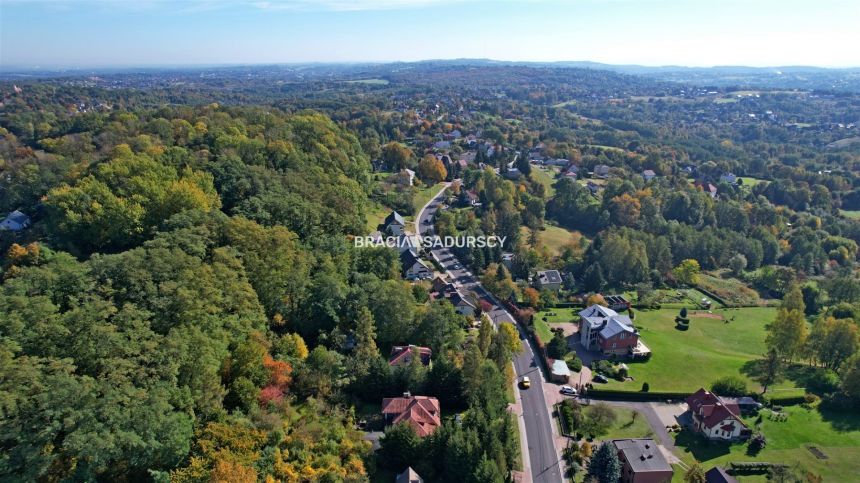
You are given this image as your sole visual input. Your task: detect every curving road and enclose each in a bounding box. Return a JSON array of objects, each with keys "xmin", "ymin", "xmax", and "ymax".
[{"xmin": 416, "ymin": 184, "xmax": 563, "ymax": 483}]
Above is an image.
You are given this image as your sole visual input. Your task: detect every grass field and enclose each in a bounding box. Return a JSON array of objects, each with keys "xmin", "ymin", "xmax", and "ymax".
[
  {"xmin": 674, "ymin": 405, "xmax": 860, "ymax": 482},
  {"xmin": 520, "ymin": 224, "xmax": 584, "ymax": 256},
  {"xmin": 530, "ymin": 167, "xmax": 558, "ymax": 197},
  {"xmin": 533, "ymin": 316, "xmax": 554, "ymax": 342},
  {"xmin": 739, "ymin": 177, "xmax": 768, "ymax": 188},
  {"xmin": 696, "ymin": 273, "xmax": 763, "ymax": 306},
  {"xmin": 840, "ymin": 209, "xmax": 860, "ymax": 220},
  {"xmin": 599, "ymin": 407, "xmax": 654, "ymax": 441},
  {"xmin": 602, "ymin": 307, "xmax": 803, "ymax": 395},
  {"xmin": 366, "ymin": 202, "xmax": 391, "ymax": 232}
]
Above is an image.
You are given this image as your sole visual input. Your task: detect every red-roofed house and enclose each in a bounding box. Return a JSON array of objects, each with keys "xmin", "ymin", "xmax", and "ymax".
[
  {"xmin": 382, "ymin": 395, "xmax": 441, "ymax": 437},
  {"xmin": 389, "ymin": 345, "xmax": 432, "ymax": 367},
  {"xmin": 686, "ymin": 388, "xmax": 750, "ymax": 441}
]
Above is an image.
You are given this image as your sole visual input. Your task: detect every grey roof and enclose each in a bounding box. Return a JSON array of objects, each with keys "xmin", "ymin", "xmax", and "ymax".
[
  {"xmin": 395, "ymin": 467, "xmax": 424, "ymax": 483},
  {"xmin": 448, "ymin": 290, "xmax": 476, "ymax": 309},
  {"xmin": 612, "ymin": 439, "xmax": 672, "ymax": 474},
  {"xmin": 578, "ymin": 304, "xmax": 618, "ymax": 328},
  {"xmin": 537, "ymin": 270, "xmax": 562, "ymax": 284},
  {"xmin": 705, "ymin": 466, "xmax": 738, "ymax": 483},
  {"xmin": 599, "ymin": 316, "xmax": 635, "ymax": 339},
  {"xmin": 551, "ymin": 359, "xmax": 571, "ymax": 377},
  {"xmin": 384, "ymin": 211, "xmax": 406, "ymax": 227},
  {"xmin": 3, "ymin": 210, "xmax": 29, "ymax": 224}
]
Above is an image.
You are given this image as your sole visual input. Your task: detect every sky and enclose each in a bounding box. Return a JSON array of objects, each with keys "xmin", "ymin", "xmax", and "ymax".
[{"xmin": 1, "ymin": 0, "xmax": 859, "ymax": 68}]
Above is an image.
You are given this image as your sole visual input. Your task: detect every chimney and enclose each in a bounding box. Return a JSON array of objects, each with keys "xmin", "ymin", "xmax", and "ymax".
[{"xmin": 403, "ymin": 391, "xmax": 412, "ymax": 398}]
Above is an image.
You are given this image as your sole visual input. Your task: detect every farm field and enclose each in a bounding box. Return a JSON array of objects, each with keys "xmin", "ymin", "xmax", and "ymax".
[
  {"xmin": 530, "ymin": 166, "xmax": 558, "ymax": 197},
  {"xmin": 840, "ymin": 209, "xmax": 860, "ymax": 220},
  {"xmin": 601, "ymin": 307, "xmax": 803, "ymax": 395},
  {"xmin": 673, "ymin": 405, "xmax": 860, "ymax": 482}
]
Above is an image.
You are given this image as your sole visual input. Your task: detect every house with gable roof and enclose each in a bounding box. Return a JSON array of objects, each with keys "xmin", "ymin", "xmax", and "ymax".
[
  {"xmin": 381, "ymin": 394, "xmax": 441, "ymax": 437},
  {"xmin": 686, "ymin": 388, "xmax": 751, "ymax": 441}
]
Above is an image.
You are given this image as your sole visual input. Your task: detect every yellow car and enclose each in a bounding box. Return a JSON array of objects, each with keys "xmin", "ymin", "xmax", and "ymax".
[{"xmin": 520, "ymin": 376, "xmax": 531, "ymax": 389}]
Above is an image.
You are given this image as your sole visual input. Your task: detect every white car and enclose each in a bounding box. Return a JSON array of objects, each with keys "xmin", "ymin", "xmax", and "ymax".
[{"xmin": 560, "ymin": 385, "xmax": 578, "ymax": 396}]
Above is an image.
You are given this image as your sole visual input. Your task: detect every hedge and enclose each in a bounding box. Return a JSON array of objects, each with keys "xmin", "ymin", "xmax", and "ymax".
[
  {"xmin": 764, "ymin": 395, "xmax": 808, "ymax": 406},
  {"xmin": 584, "ymin": 389, "xmax": 691, "ymax": 401}
]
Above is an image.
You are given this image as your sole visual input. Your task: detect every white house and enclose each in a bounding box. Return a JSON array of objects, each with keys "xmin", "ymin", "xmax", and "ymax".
[
  {"xmin": 383, "ymin": 211, "xmax": 407, "ymax": 236},
  {"xmin": 686, "ymin": 388, "xmax": 750, "ymax": 441},
  {"xmin": 400, "ymin": 249, "xmax": 433, "ymax": 281}
]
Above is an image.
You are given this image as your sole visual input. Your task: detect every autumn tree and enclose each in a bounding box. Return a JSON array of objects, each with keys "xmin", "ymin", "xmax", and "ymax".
[
  {"xmin": 673, "ymin": 259, "xmax": 701, "ymax": 286},
  {"xmin": 766, "ymin": 308, "xmax": 808, "ymax": 362},
  {"xmin": 381, "ymin": 142, "xmax": 413, "ymax": 171},
  {"xmin": 418, "ymin": 154, "xmax": 447, "ymax": 183}
]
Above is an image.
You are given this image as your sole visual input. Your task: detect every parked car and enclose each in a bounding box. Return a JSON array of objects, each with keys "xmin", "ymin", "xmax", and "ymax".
[
  {"xmin": 560, "ymin": 385, "xmax": 577, "ymax": 396},
  {"xmin": 520, "ymin": 377, "xmax": 531, "ymax": 389},
  {"xmin": 593, "ymin": 374, "xmax": 609, "ymax": 383}
]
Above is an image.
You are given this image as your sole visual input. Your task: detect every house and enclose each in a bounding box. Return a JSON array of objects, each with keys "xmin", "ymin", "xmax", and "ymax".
[
  {"xmin": 720, "ymin": 173, "xmax": 738, "ymax": 185},
  {"xmin": 536, "ymin": 270, "xmax": 563, "ymax": 292},
  {"xmin": 550, "ymin": 359, "xmax": 571, "ymax": 383},
  {"xmin": 395, "ymin": 467, "xmax": 424, "ymax": 483},
  {"xmin": 383, "ymin": 211, "xmax": 407, "ymax": 236},
  {"xmin": 389, "ymin": 345, "xmax": 432, "ymax": 367},
  {"xmin": 0, "ymin": 210, "xmax": 31, "ymax": 231},
  {"xmin": 501, "ymin": 252, "xmax": 514, "ymax": 270},
  {"xmin": 546, "ymin": 158, "xmax": 570, "ymax": 167},
  {"xmin": 431, "ymin": 276, "xmax": 450, "ymax": 294},
  {"xmin": 503, "ymin": 167, "xmax": 522, "ymax": 180},
  {"xmin": 578, "ymin": 305, "xmax": 650, "ymax": 357},
  {"xmin": 400, "ymin": 249, "xmax": 433, "ymax": 281},
  {"xmin": 381, "ymin": 394, "xmax": 441, "ymax": 437},
  {"xmin": 433, "ymin": 140, "xmax": 451, "ymax": 150},
  {"xmin": 704, "ymin": 467, "xmax": 738, "ymax": 483},
  {"xmin": 593, "ymin": 164, "xmax": 611, "ymax": 178},
  {"xmin": 398, "ymin": 168, "xmax": 416, "ymax": 186},
  {"xmin": 611, "ymin": 439, "xmax": 673, "ymax": 483},
  {"xmin": 694, "ymin": 180, "xmax": 718, "ymax": 198},
  {"xmin": 604, "ymin": 294, "xmax": 631, "ymax": 312},
  {"xmin": 642, "ymin": 169, "xmax": 657, "ymax": 181},
  {"xmin": 448, "ymin": 290, "xmax": 476, "ymax": 317},
  {"xmin": 685, "ymin": 388, "xmax": 750, "ymax": 441},
  {"xmin": 586, "ymin": 181, "xmax": 602, "ymax": 195}
]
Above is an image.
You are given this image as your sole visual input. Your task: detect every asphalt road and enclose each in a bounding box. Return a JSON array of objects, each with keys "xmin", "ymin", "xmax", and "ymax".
[{"xmin": 417, "ymin": 186, "xmax": 563, "ymax": 483}]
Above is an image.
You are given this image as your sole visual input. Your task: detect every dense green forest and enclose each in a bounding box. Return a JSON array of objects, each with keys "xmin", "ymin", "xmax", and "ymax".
[{"xmin": 2, "ymin": 62, "xmax": 860, "ymax": 482}]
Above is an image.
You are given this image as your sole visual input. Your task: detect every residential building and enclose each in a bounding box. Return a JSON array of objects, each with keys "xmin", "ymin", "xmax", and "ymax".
[
  {"xmin": 0, "ymin": 210, "xmax": 31, "ymax": 231},
  {"xmin": 704, "ymin": 467, "xmax": 738, "ymax": 483},
  {"xmin": 448, "ymin": 290, "xmax": 477, "ymax": 317},
  {"xmin": 719, "ymin": 173, "xmax": 738, "ymax": 185},
  {"xmin": 501, "ymin": 252, "xmax": 514, "ymax": 270},
  {"xmin": 400, "ymin": 249, "xmax": 433, "ymax": 280},
  {"xmin": 389, "ymin": 345, "xmax": 432, "ymax": 367},
  {"xmin": 612, "ymin": 438, "xmax": 673, "ymax": 483},
  {"xmin": 395, "ymin": 467, "xmax": 424, "ymax": 483},
  {"xmin": 399, "ymin": 168, "xmax": 416, "ymax": 186},
  {"xmin": 685, "ymin": 388, "xmax": 750, "ymax": 441},
  {"xmin": 381, "ymin": 394, "xmax": 441, "ymax": 437},
  {"xmin": 642, "ymin": 169, "xmax": 657, "ymax": 181},
  {"xmin": 383, "ymin": 211, "xmax": 407, "ymax": 236},
  {"xmin": 694, "ymin": 180, "xmax": 718, "ymax": 198},
  {"xmin": 536, "ymin": 270, "xmax": 562, "ymax": 292},
  {"xmin": 578, "ymin": 305, "xmax": 650, "ymax": 357},
  {"xmin": 593, "ymin": 164, "xmax": 611, "ymax": 178}
]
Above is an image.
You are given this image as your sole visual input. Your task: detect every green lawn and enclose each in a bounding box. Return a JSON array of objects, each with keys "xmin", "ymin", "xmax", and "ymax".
[
  {"xmin": 840, "ymin": 210, "xmax": 860, "ymax": 220},
  {"xmin": 366, "ymin": 202, "xmax": 391, "ymax": 232},
  {"xmin": 530, "ymin": 167, "xmax": 558, "ymax": 197},
  {"xmin": 536, "ymin": 308, "xmax": 579, "ymax": 324},
  {"xmin": 739, "ymin": 177, "xmax": 768, "ymax": 188},
  {"xmin": 602, "ymin": 307, "xmax": 802, "ymax": 395},
  {"xmin": 533, "ymin": 316, "xmax": 554, "ymax": 343},
  {"xmin": 674, "ymin": 405, "xmax": 860, "ymax": 482},
  {"xmin": 599, "ymin": 407, "xmax": 654, "ymax": 441},
  {"xmin": 520, "ymin": 224, "xmax": 585, "ymax": 256}
]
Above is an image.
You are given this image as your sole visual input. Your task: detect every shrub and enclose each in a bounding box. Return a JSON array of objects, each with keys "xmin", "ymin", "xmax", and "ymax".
[
  {"xmin": 711, "ymin": 375, "xmax": 748, "ymax": 397},
  {"xmin": 641, "ymin": 382, "xmax": 650, "ymax": 392},
  {"xmin": 747, "ymin": 433, "xmax": 767, "ymax": 456},
  {"xmin": 565, "ymin": 354, "xmax": 583, "ymax": 372}
]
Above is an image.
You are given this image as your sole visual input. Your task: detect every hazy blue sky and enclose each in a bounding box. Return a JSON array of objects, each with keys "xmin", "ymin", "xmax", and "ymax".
[{"xmin": 2, "ymin": 0, "xmax": 858, "ymax": 68}]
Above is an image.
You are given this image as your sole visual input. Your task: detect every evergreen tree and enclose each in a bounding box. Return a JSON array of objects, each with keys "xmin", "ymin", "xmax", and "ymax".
[{"xmin": 588, "ymin": 442, "xmax": 621, "ymax": 483}]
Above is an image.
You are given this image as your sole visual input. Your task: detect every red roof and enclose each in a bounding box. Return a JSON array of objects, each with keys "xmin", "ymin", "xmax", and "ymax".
[
  {"xmin": 389, "ymin": 345, "xmax": 432, "ymax": 367},
  {"xmin": 382, "ymin": 396, "xmax": 441, "ymax": 437},
  {"xmin": 686, "ymin": 388, "xmax": 746, "ymax": 430}
]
